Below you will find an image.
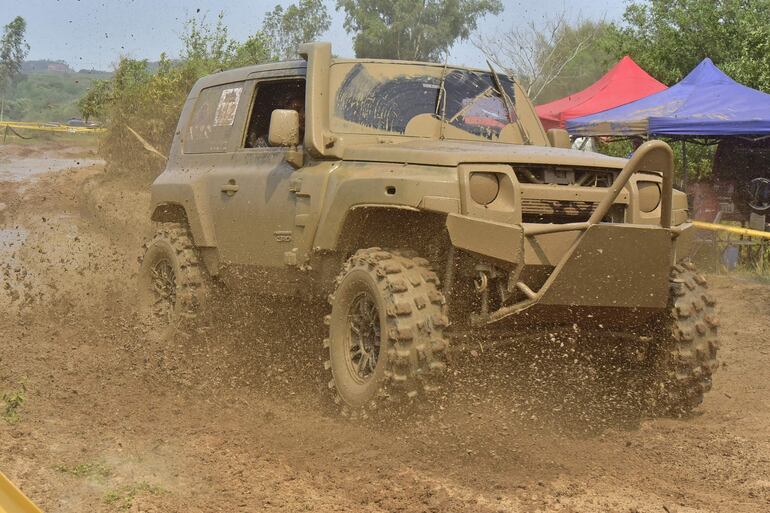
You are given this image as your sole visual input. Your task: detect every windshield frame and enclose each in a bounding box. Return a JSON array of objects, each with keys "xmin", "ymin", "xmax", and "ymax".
[{"xmin": 327, "ymin": 59, "xmax": 546, "ymax": 145}]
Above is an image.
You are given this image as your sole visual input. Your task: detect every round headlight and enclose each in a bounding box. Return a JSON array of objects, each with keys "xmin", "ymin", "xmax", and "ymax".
[
  {"xmin": 469, "ymin": 172, "xmax": 500, "ymax": 205},
  {"xmin": 637, "ymin": 181, "xmax": 661, "ymax": 213}
]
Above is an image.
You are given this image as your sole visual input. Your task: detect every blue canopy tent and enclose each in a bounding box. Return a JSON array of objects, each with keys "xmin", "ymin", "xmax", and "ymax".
[{"xmin": 567, "ymin": 58, "xmax": 770, "ymax": 137}]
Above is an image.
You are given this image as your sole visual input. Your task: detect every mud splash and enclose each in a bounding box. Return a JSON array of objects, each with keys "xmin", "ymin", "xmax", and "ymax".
[{"xmin": 0, "ymin": 143, "xmax": 768, "ymax": 513}]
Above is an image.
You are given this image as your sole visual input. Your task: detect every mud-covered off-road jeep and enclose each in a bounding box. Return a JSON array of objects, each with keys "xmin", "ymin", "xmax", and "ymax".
[{"xmin": 140, "ymin": 42, "xmax": 719, "ymax": 416}]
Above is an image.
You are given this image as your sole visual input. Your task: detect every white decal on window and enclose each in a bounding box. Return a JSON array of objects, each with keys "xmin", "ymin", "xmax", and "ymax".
[{"xmin": 214, "ymin": 87, "xmax": 243, "ymax": 126}]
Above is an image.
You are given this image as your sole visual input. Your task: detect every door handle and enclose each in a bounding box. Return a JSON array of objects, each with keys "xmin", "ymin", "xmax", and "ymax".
[{"xmin": 221, "ymin": 180, "xmax": 239, "ymax": 196}]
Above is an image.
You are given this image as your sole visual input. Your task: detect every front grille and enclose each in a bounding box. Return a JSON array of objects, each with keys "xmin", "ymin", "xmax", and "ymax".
[
  {"xmin": 522, "ymin": 199, "xmax": 596, "ymax": 217},
  {"xmin": 521, "ymin": 199, "xmax": 625, "ymax": 224},
  {"xmin": 514, "ymin": 165, "xmax": 617, "ymax": 187}
]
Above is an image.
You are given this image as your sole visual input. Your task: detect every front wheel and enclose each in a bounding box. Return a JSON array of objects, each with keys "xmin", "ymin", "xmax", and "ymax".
[{"xmin": 324, "ymin": 248, "xmax": 449, "ymax": 414}]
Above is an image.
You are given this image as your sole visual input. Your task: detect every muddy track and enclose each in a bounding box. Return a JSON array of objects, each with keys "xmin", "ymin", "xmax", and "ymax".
[{"xmin": 0, "ymin": 144, "xmax": 769, "ymax": 512}]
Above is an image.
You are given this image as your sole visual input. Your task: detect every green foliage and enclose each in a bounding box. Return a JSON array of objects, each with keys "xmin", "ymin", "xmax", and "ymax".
[
  {"xmin": 533, "ymin": 21, "xmax": 615, "ymax": 104},
  {"xmin": 263, "ymin": 0, "xmax": 331, "ymax": 60},
  {"xmin": 76, "ymin": 78, "xmax": 112, "ymax": 122},
  {"xmin": 603, "ymin": 0, "xmax": 770, "ymax": 91},
  {"xmin": 0, "ymin": 16, "xmax": 29, "ymax": 96},
  {"xmin": 233, "ymin": 33, "xmax": 274, "ymax": 67},
  {"xmin": 1, "ymin": 70, "xmax": 109, "ymax": 121},
  {"xmin": 98, "ymin": 55, "xmax": 189, "ymax": 177},
  {"xmin": 2, "ymin": 384, "xmax": 26, "ymax": 424},
  {"xmin": 337, "ymin": 0, "xmax": 503, "ymax": 61},
  {"xmin": 597, "ymin": 138, "xmax": 716, "ymax": 182},
  {"xmin": 104, "ymin": 482, "xmax": 164, "ymax": 510}
]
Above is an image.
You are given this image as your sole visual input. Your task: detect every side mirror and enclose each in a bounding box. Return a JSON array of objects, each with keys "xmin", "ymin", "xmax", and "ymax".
[
  {"xmin": 547, "ymin": 128, "xmax": 571, "ymax": 149},
  {"xmin": 268, "ymin": 109, "xmax": 301, "ymax": 147}
]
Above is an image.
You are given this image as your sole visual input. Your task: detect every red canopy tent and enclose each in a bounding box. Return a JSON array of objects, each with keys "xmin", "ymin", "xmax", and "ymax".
[{"xmin": 535, "ymin": 56, "xmax": 667, "ymax": 130}]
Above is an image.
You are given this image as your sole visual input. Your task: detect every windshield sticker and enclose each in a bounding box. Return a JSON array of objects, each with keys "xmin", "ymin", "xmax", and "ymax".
[{"xmin": 214, "ymin": 87, "xmax": 243, "ymax": 126}]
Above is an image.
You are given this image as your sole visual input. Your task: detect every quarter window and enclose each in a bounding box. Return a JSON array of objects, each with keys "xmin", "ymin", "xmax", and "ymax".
[{"xmin": 183, "ymin": 82, "xmax": 245, "ymax": 154}]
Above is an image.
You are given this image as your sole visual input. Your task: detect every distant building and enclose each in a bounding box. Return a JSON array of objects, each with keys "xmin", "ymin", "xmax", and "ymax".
[
  {"xmin": 47, "ymin": 62, "xmax": 70, "ymax": 73},
  {"xmin": 21, "ymin": 60, "xmax": 73, "ymax": 73}
]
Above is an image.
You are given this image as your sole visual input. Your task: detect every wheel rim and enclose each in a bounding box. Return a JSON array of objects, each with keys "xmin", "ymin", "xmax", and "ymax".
[
  {"xmin": 345, "ymin": 291, "xmax": 381, "ymax": 384},
  {"xmin": 747, "ymin": 177, "xmax": 770, "ymax": 212},
  {"xmin": 150, "ymin": 258, "xmax": 176, "ymax": 323}
]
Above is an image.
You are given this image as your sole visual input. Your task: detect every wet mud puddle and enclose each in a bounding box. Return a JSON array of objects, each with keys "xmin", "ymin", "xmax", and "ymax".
[{"xmin": 0, "ymin": 157, "xmax": 103, "ymax": 181}]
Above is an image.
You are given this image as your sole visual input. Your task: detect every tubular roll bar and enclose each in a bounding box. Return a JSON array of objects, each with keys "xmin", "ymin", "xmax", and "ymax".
[{"xmin": 522, "ymin": 140, "xmax": 674, "ymax": 236}]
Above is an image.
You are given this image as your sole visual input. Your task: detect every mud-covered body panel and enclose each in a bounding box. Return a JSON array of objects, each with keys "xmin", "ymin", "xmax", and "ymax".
[
  {"xmin": 341, "ymin": 139, "xmax": 627, "ymax": 168},
  {"xmin": 305, "ymin": 161, "xmax": 458, "ymax": 252}
]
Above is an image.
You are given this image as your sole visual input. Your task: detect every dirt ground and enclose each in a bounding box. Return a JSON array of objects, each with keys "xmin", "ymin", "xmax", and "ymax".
[{"xmin": 1, "ymin": 141, "xmax": 769, "ymax": 513}]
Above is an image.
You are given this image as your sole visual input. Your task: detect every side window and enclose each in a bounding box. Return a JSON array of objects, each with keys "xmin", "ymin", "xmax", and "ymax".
[
  {"xmin": 183, "ymin": 82, "xmax": 245, "ymax": 154},
  {"xmin": 244, "ymin": 79, "xmax": 305, "ymax": 148}
]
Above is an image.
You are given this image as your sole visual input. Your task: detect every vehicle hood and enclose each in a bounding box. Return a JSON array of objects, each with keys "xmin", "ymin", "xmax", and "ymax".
[{"xmin": 341, "ymin": 139, "xmax": 627, "ymax": 169}]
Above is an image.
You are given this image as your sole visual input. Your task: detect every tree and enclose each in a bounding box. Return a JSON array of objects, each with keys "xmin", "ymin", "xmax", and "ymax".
[
  {"xmin": 232, "ymin": 33, "xmax": 274, "ymax": 67},
  {"xmin": 180, "ymin": 12, "xmax": 240, "ymax": 74},
  {"xmin": 0, "ymin": 16, "xmax": 30, "ymax": 121},
  {"xmin": 77, "ymin": 79, "xmax": 112, "ymax": 122},
  {"xmin": 263, "ymin": 0, "xmax": 331, "ymax": 60},
  {"xmin": 475, "ymin": 14, "xmax": 610, "ymax": 102},
  {"xmin": 604, "ymin": 0, "xmax": 770, "ymax": 91},
  {"xmin": 337, "ymin": 0, "xmax": 503, "ymax": 61}
]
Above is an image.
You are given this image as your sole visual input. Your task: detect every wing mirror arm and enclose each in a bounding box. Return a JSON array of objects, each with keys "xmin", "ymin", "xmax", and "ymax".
[
  {"xmin": 269, "ymin": 109, "xmax": 305, "ymax": 168},
  {"xmin": 285, "ymin": 148, "xmax": 304, "ymax": 169}
]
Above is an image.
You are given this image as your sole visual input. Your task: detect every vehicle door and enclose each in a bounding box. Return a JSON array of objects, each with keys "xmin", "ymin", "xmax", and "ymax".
[{"xmin": 208, "ymin": 73, "xmax": 306, "ymax": 272}]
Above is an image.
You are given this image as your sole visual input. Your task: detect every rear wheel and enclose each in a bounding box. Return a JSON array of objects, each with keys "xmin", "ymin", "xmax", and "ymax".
[
  {"xmin": 324, "ymin": 248, "xmax": 449, "ymax": 415},
  {"xmin": 138, "ymin": 223, "xmax": 209, "ymax": 332},
  {"xmin": 648, "ymin": 261, "xmax": 720, "ymax": 415}
]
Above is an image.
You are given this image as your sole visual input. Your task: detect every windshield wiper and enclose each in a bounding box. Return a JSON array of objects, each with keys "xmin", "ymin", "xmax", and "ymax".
[
  {"xmin": 486, "ymin": 60, "xmax": 531, "ymax": 145},
  {"xmin": 435, "ymin": 55, "xmax": 450, "ymax": 140}
]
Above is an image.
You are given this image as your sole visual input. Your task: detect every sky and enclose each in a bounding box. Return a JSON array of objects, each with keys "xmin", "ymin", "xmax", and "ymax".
[{"xmin": 0, "ymin": 0, "xmax": 627, "ymax": 71}]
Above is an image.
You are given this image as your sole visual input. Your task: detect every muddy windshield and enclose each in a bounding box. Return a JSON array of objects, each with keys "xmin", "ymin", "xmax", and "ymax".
[{"xmin": 329, "ymin": 62, "xmax": 518, "ymax": 141}]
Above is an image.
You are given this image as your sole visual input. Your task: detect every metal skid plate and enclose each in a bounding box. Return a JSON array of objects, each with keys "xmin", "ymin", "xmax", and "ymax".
[{"xmin": 537, "ymin": 224, "xmax": 673, "ymax": 309}]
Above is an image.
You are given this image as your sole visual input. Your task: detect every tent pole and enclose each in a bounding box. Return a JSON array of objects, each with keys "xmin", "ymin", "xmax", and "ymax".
[{"xmin": 682, "ymin": 140, "xmax": 688, "ymax": 191}]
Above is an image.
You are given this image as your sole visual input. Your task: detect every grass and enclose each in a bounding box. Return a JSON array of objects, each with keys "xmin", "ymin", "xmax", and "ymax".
[
  {"xmin": 53, "ymin": 462, "xmax": 112, "ymax": 480},
  {"xmin": 54, "ymin": 463, "xmax": 164, "ymax": 509},
  {"xmin": 103, "ymin": 482, "xmax": 164, "ymax": 510},
  {"xmin": 2, "ymin": 384, "xmax": 26, "ymax": 424}
]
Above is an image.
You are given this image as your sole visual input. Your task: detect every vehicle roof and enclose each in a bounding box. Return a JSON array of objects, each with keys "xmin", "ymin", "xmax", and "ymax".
[
  {"xmin": 192, "ymin": 56, "xmax": 505, "ymax": 93},
  {"xmin": 330, "ymin": 57, "xmax": 495, "ymax": 76},
  {"xmin": 193, "ymin": 59, "xmax": 307, "ymax": 91}
]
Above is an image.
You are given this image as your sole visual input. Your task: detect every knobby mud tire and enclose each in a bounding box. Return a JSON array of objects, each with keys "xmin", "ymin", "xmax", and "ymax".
[
  {"xmin": 138, "ymin": 223, "xmax": 209, "ymax": 334},
  {"xmin": 649, "ymin": 261, "xmax": 720, "ymax": 416},
  {"xmin": 324, "ymin": 248, "xmax": 450, "ymax": 417}
]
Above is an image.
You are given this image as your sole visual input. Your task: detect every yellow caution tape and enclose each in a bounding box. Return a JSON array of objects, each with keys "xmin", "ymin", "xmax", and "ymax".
[
  {"xmin": 1, "ymin": 120, "xmax": 105, "ymax": 134},
  {"xmin": 692, "ymin": 220, "xmax": 770, "ymax": 240},
  {"xmin": 0, "ymin": 471, "xmax": 43, "ymax": 513}
]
